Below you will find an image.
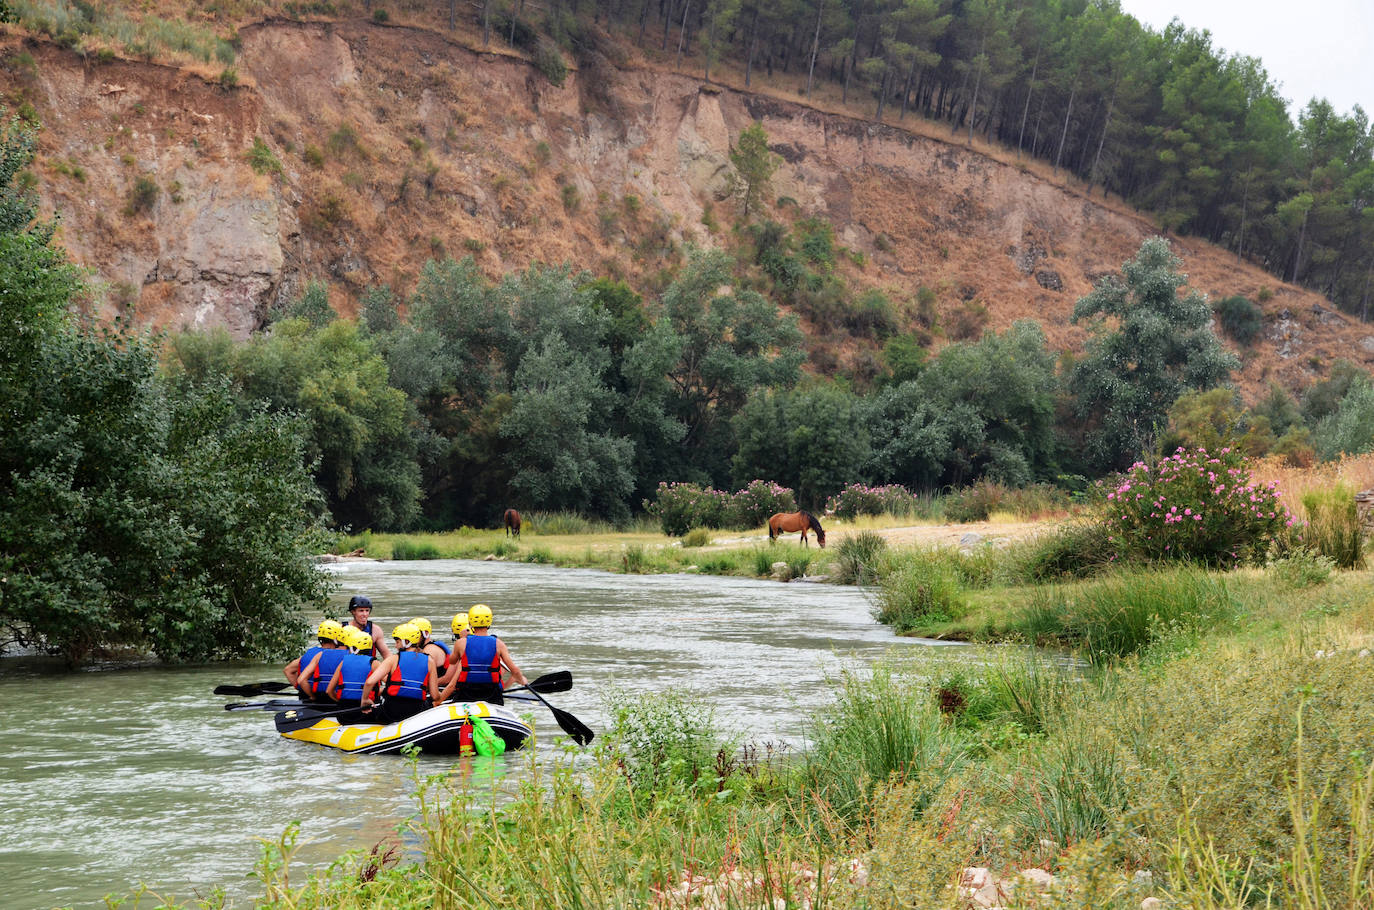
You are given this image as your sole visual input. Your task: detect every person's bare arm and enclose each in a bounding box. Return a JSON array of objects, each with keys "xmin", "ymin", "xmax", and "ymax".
[
  {"xmin": 325, "ymin": 665, "xmax": 344, "ymax": 700},
  {"xmin": 296, "ymin": 653, "xmax": 321, "ymax": 696},
  {"xmin": 497, "ymin": 641, "xmax": 527, "ymax": 686},
  {"xmin": 283, "ymin": 657, "xmax": 302, "ymax": 685},
  {"xmin": 426, "ymin": 656, "xmax": 442, "ymax": 703},
  {"xmin": 438, "ymin": 640, "xmax": 465, "ymax": 703},
  {"xmin": 371, "ymin": 627, "xmax": 392, "ymax": 660},
  {"xmin": 362, "ymin": 657, "xmax": 394, "ymax": 705}
]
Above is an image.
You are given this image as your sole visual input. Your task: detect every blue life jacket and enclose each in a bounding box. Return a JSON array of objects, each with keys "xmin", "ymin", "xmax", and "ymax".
[
  {"xmin": 385, "ymin": 651, "xmax": 431, "ymax": 700},
  {"xmin": 310, "ymin": 650, "xmax": 348, "ymax": 694},
  {"xmin": 338, "ymin": 653, "xmax": 373, "ymax": 701},
  {"xmin": 298, "ymin": 645, "xmax": 323, "ymax": 678},
  {"xmin": 459, "ymin": 635, "xmax": 502, "ymax": 685}
]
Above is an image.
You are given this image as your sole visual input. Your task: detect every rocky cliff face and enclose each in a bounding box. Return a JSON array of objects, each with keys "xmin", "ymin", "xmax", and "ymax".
[{"xmin": 5, "ymin": 17, "xmax": 1369, "ymax": 394}]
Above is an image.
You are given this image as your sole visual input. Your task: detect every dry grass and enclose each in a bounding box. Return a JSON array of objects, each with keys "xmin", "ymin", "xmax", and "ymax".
[{"xmin": 1252, "ymin": 453, "xmax": 1374, "ymax": 521}]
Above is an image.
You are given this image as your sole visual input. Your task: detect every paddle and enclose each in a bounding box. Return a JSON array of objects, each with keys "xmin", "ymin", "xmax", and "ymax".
[
  {"xmin": 504, "ymin": 670, "xmax": 572, "ymax": 696},
  {"xmin": 213, "ymin": 681, "xmax": 294, "ymax": 697},
  {"xmin": 224, "ymin": 698, "xmax": 312, "ymax": 712},
  {"xmin": 275, "ymin": 704, "xmax": 374, "ymax": 733},
  {"xmin": 520, "ymin": 686, "xmax": 595, "ymax": 746}
]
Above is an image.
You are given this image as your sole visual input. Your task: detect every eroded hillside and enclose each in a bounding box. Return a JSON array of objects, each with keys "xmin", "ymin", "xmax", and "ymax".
[{"xmin": 4, "ymin": 16, "xmax": 1370, "ymax": 396}]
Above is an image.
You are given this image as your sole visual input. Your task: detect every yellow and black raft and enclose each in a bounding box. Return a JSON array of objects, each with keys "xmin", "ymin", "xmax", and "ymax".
[{"xmin": 276, "ymin": 701, "xmax": 532, "ymax": 756}]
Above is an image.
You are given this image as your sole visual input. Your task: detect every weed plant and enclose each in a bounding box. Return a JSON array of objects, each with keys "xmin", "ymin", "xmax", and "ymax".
[
  {"xmin": 680, "ymin": 527, "xmax": 711, "ymax": 547},
  {"xmin": 1296, "ymin": 484, "xmax": 1366, "ymax": 568},
  {"xmin": 874, "ymin": 553, "xmax": 968, "ymax": 631},
  {"xmin": 831, "ymin": 530, "xmax": 888, "ymax": 584},
  {"xmin": 1015, "ymin": 567, "xmax": 1235, "ymax": 663},
  {"xmin": 1004, "ymin": 521, "xmax": 1116, "ymax": 582},
  {"xmin": 1269, "ymin": 547, "xmax": 1337, "ymax": 587},
  {"xmin": 801, "ymin": 664, "xmax": 971, "ymax": 826},
  {"xmin": 389, "ymin": 537, "xmax": 440, "ymax": 559}
]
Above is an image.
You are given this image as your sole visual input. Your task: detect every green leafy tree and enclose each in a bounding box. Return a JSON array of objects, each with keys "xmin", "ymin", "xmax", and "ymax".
[
  {"xmin": 1314, "ymin": 375, "xmax": 1374, "ymax": 460},
  {"xmin": 731, "ymin": 383, "xmax": 871, "ymax": 508},
  {"xmin": 1069, "ymin": 237, "xmax": 1238, "ymax": 472},
  {"xmin": 0, "ymin": 114, "xmax": 329, "ymax": 662},
  {"xmin": 500, "ymin": 334, "xmax": 635, "ymax": 518},
  {"xmin": 650, "ymin": 248, "xmax": 805, "ymax": 485},
  {"xmin": 727, "ymin": 121, "xmax": 779, "ymax": 217}
]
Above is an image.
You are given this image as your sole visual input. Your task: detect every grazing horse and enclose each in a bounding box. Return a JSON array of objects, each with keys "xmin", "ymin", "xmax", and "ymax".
[
  {"xmin": 503, "ymin": 508, "xmax": 522, "ymax": 538},
  {"xmin": 767, "ymin": 510, "xmax": 826, "ymax": 548}
]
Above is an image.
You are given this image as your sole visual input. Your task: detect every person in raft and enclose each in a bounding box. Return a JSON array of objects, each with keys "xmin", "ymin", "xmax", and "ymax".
[
  {"xmin": 361, "ymin": 622, "xmax": 441, "ymax": 724},
  {"xmin": 438, "ymin": 603, "xmax": 527, "ymax": 706},
  {"xmin": 438, "ymin": 611, "xmax": 469, "ymax": 692},
  {"xmin": 291, "ymin": 620, "xmax": 349, "ymax": 703},
  {"xmin": 282, "ymin": 619, "xmax": 345, "ymax": 698},
  {"xmin": 343, "ymin": 595, "xmax": 391, "ymax": 660},
  {"xmin": 411, "ymin": 617, "xmax": 453, "ymax": 682},
  {"xmin": 326, "ymin": 627, "xmax": 380, "ymax": 717}
]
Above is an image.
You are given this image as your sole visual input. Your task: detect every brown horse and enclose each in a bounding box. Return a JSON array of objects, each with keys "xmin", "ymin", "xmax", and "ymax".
[
  {"xmin": 767, "ymin": 510, "xmax": 826, "ymax": 548},
  {"xmin": 503, "ymin": 508, "xmax": 522, "ymax": 538}
]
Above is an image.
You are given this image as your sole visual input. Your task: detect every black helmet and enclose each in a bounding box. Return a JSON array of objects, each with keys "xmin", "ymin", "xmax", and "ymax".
[{"xmin": 348, "ymin": 595, "xmax": 373, "ymax": 611}]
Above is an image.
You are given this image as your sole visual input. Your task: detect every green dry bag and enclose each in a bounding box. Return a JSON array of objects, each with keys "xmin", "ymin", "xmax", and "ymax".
[{"xmin": 470, "ymin": 714, "xmax": 506, "ymax": 756}]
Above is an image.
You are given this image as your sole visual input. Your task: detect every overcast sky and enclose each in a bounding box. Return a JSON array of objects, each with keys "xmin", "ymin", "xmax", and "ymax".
[{"xmin": 1118, "ymin": 0, "xmax": 1373, "ymax": 120}]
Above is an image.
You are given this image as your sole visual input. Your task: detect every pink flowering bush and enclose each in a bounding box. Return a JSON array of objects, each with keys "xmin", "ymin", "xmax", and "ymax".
[
  {"xmin": 730, "ymin": 480, "xmax": 797, "ymax": 528},
  {"xmin": 825, "ymin": 483, "xmax": 918, "ymax": 520},
  {"xmin": 644, "ymin": 482, "xmax": 732, "ymax": 536},
  {"xmin": 1104, "ymin": 447, "xmax": 1296, "ymax": 566},
  {"xmin": 646, "ymin": 480, "xmax": 799, "ymax": 535}
]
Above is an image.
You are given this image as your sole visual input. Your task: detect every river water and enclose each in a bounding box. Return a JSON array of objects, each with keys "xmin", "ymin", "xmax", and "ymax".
[{"xmin": 0, "ymin": 559, "xmax": 962, "ymax": 909}]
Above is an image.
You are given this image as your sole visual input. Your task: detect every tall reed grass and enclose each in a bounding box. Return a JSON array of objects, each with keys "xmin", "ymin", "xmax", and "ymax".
[{"xmin": 1015, "ymin": 567, "xmax": 1235, "ymax": 664}]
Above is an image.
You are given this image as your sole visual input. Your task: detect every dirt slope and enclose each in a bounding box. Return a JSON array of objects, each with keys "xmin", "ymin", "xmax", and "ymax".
[{"xmin": 3, "ymin": 16, "xmax": 1370, "ymax": 397}]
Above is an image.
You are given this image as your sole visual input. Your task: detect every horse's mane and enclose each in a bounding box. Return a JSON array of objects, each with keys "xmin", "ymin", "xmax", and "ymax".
[{"xmin": 801, "ymin": 509, "xmax": 823, "ymax": 531}]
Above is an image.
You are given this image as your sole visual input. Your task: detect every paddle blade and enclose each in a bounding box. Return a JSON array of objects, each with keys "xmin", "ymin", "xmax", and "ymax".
[
  {"xmin": 520, "ymin": 670, "xmax": 572, "ymax": 694},
  {"xmin": 550, "ymin": 705, "xmax": 595, "ymax": 746},
  {"xmin": 225, "ymin": 699, "xmax": 310, "ymax": 712},
  {"xmin": 214, "ymin": 681, "xmax": 293, "ymax": 697},
  {"xmin": 275, "ymin": 705, "xmax": 371, "ymax": 733}
]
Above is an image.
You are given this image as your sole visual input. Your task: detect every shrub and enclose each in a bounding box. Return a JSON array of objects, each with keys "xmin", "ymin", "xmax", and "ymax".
[
  {"xmin": 1104, "ymin": 447, "xmax": 1296, "ymax": 566},
  {"xmin": 246, "ymin": 136, "xmax": 281, "ymax": 175},
  {"xmin": 826, "ymin": 483, "xmax": 918, "ymax": 520},
  {"xmin": 603, "ymin": 689, "xmax": 724, "ymax": 795},
  {"xmin": 681, "ymin": 527, "xmax": 711, "ymax": 548},
  {"xmin": 645, "ymin": 482, "xmax": 730, "ymax": 536},
  {"xmin": 390, "ymin": 537, "xmax": 440, "ymax": 560},
  {"xmin": 560, "ymin": 182, "xmax": 579, "ymax": 213},
  {"xmin": 729, "ymin": 480, "xmax": 796, "ymax": 528},
  {"xmin": 1268, "ymin": 548, "xmax": 1335, "ymax": 587},
  {"xmin": 832, "ymin": 530, "xmax": 887, "ymax": 585},
  {"xmin": 527, "ymin": 511, "xmax": 591, "ymax": 535},
  {"xmin": 124, "ymin": 174, "xmax": 158, "ymax": 215},
  {"xmin": 942, "ymin": 481, "xmax": 1006, "ymax": 523},
  {"xmin": 1214, "ymin": 294, "xmax": 1263, "ymax": 345},
  {"xmin": 533, "ymin": 42, "xmax": 567, "ymax": 86},
  {"xmin": 1007, "ymin": 522, "xmax": 1116, "ymax": 582},
  {"xmin": 874, "ymin": 556, "xmax": 967, "ymax": 631},
  {"xmin": 802, "ymin": 664, "xmax": 970, "ymax": 824},
  {"xmin": 219, "ymin": 66, "xmax": 238, "ymax": 88},
  {"xmin": 302, "ymin": 144, "xmax": 324, "ymax": 168},
  {"xmin": 371, "ymin": 7, "xmax": 388, "ymax": 21}
]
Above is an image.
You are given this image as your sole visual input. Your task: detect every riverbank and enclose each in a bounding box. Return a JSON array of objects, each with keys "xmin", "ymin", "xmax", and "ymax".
[{"xmin": 332, "ymin": 514, "xmax": 1057, "ymax": 579}]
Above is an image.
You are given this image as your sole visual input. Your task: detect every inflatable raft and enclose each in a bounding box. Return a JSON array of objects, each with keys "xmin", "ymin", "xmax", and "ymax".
[{"xmin": 278, "ymin": 701, "xmax": 533, "ymax": 755}]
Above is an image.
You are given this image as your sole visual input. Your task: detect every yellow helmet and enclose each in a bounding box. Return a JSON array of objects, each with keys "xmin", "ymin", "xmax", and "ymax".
[
  {"xmin": 393, "ymin": 621, "xmax": 422, "ymax": 647},
  {"xmin": 410, "ymin": 617, "xmax": 433, "ymax": 638},
  {"xmin": 317, "ymin": 619, "xmax": 345, "ymax": 642},
  {"xmin": 344, "ymin": 627, "xmax": 373, "ymax": 652},
  {"xmin": 468, "ymin": 604, "xmax": 493, "ymax": 629},
  {"xmin": 451, "ymin": 612, "xmax": 469, "ymax": 635}
]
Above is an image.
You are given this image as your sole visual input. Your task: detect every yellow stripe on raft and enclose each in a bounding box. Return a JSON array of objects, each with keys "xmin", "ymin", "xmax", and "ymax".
[{"xmin": 282, "ymin": 702, "xmax": 506, "ymax": 752}]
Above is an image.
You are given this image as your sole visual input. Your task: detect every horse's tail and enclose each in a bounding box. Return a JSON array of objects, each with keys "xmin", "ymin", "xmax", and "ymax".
[{"xmin": 767, "ymin": 516, "xmax": 776, "ymax": 540}]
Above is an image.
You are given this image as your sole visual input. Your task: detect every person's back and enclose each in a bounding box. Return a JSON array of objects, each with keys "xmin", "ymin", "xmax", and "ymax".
[
  {"xmin": 327, "ymin": 628, "xmax": 377, "ymax": 710},
  {"xmin": 363, "ymin": 622, "xmax": 439, "ymax": 724},
  {"xmin": 288, "ymin": 620, "xmax": 345, "ymax": 700},
  {"xmin": 440, "ymin": 603, "xmax": 527, "ymax": 706}
]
